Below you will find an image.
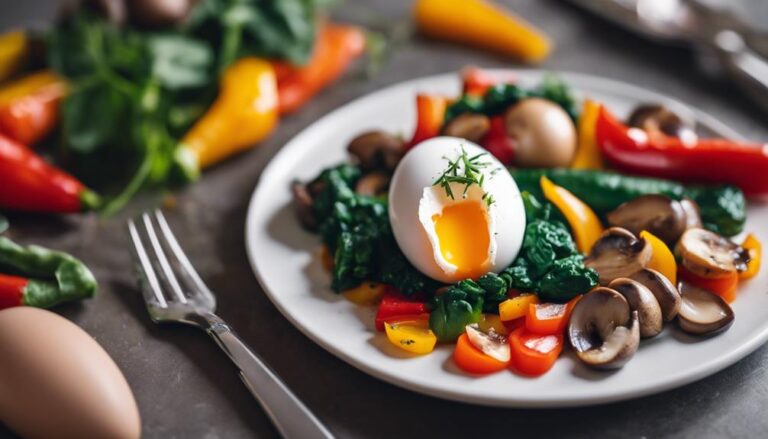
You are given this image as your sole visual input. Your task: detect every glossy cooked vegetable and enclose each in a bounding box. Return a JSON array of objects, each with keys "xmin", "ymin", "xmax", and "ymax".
[
  {"xmin": 0, "ymin": 237, "xmax": 97, "ymax": 308},
  {"xmin": 413, "ymin": 0, "xmax": 551, "ymax": 63},
  {"xmin": 508, "ymin": 328, "xmax": 563, "ymax": 376},
  {"xmin": 453, "ymin": 332, "xmax": 509, "ymax": 374},
  {"xmin": 540, "ymin": 176, "xmax": 603, "ymax": 253},
  {"xmin": 570, "ymin": 99, "xmax": 603, "ymax": 169},
  {"xmin": 0, "ymin": 71, "xmax": 67, "ymax": 144},
  {"xmin": 679, "ymin": 266, "xmax": 739, "ymax": 304},
  {"xmin": 0, "ymin": 30, "xmax": 27, "ymax": 83},
  {"xmin": 740, "ymin": 234, "xmax": 762, "ymax": 280},
  {"xmin": 596, "ymin": 106, "xmax": 768, "ymax": 196},
  {"xmin": 0, "ymin": 133, "xmax": 100, "ymax": 213},
  {"xmin": 180, "ymin": 57, "xmax": 278, "ymax": 169},
  {"xmin": 407, "ymin": 94, "xmax": 447, "ymax": 148},
  {"xmin": 511, "ymin": 168, "xmax": 746, "ymax": 237},
  {"xmin": 429, "ymin": 283, "xmax": 485, "ymax": 342}
]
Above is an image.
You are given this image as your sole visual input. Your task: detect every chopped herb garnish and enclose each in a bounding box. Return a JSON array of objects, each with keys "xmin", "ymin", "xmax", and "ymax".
[{"xmin": 433, "ymin": 148, "xmax": 496, "ymax": 206}]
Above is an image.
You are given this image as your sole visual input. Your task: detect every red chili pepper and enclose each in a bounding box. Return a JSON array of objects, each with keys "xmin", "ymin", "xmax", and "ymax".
[
  {"xmin": 375, "ymin": 288, "xmax": 428, "ymax": 331},
  {"xmin": 0, "ymin": 133, "xmax": 99, "ymax": 213},
  {"xmin": 0, "ymin": 273, "xmax": 26, "ymax": 310},
  {"xmin": 480, "ymin": 115, "xmax": 515, "ymax": 164},
  {"xmin": 0, "ymin": 71, "xmax": 67, "ymax": 145},
  {"xmin": 274, "ymin": 23, "xmax": 366, "ymax": 115},
  {"xmin": 406, "ymin": 94, "xmax": 448, "ymax": 149},
  {"xmin": 596, "ymin": 106, "xmax": 768, "ymax": 196}
]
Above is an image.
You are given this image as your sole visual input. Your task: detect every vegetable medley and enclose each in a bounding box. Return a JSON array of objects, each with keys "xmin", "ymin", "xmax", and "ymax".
[{"xmin": 292, "ymin": 68, "xmax": 764, "ymax": 376}]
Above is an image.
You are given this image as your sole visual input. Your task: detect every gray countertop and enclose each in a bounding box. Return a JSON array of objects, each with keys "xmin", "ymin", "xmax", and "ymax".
[{"xmin": 2, "ymin": 0, "xmax": 768, "ymax": 438}]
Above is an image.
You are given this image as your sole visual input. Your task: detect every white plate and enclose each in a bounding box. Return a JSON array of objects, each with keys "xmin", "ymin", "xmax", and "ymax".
[{"xmin": 245, "ymin": 70, "xmax": 768, "ymax": 407}]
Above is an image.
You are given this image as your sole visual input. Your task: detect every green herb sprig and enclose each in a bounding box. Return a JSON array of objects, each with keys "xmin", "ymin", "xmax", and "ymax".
[{"xmin": 433, "ymin": 148, "xmax": 496, "ymax": 206}]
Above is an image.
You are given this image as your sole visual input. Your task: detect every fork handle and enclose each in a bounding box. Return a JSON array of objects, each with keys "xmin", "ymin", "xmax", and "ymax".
[{"xmin": 205, "ymin": 319, "xmax": 333, "ymax": 439}]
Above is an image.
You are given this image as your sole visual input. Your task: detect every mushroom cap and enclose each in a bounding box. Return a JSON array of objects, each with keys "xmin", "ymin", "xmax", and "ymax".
[
  {"xmin": 465, "ymin": 324, "xmax": 510, "ymax": 362},
  {"xmin": 568, "ymin": 288, "xmax": 640, "ymax": 370},
  {"xmin": 441, "ymin": 113, "xmax": 491, "ymax": 144},
  {"xmin": 606, "ymin": 195, "xmax": 687, "ymax": 245},
  {"xmin": 355, "ymin": 172, "xmax": 390, "ymax": 197},
  {"xmin": 629, "ymin": 268, "xmax": 682, "ymax": 322},
  {"xmin": 627, "ymin": 104, "xmax": 696, "ymax": 140},
  {"xmin": 504, "ymin": 98, "xmax": 576, "ymax": 168},
  {"xmin": 585, "ymin": 227, "xmax": 652, "ymax": 285},
  {"xmin": 676, "ymin": 228, "xmax": 750, "ymax": 278},
  {"xmin": 347, "ymin": 131, "xmax": 404, "ymax": 171},
  {"xmin": 677, "ymin": 281, "xmax": 735, "ymax": 336},
  {"xmin": 609, "ymin": 278, "xmax": 663, "ymax": 338}
]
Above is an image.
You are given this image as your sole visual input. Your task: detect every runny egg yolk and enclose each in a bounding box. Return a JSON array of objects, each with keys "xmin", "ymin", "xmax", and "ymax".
[{"xmin": 431, "ymin": 200, "xmax": 490, "ymax": 279}]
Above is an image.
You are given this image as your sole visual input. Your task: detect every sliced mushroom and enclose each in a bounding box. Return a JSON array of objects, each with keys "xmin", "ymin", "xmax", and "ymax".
[
  {"xmin": 129, "ymin": 0, "xmax": 192, "ymax": 27},
  {"xmin": 676, "ymin": 228, "xmax": 750, "ymax": 278},
  {"xmin": 504, "ymin": 98, "xmax": 576, "ymax": 168},
  {"xmin": 568, "ymin": 287, "xmax": 640, "ymax": 370},
  {"xmin": 606, "ymin": 195, "xmax": 687, "ymax": 244},
  {"xmin": 465, "ymin": 324, "xmax": 510, "ymax": 363},
  {"xmin": 347, "ymin": 131, "xmax": 404, "ymax": 171},
  {"xmin": 609, "ymin": 278, "xmax": 663, "ymax": 338},
  {"xmin": 627, "ymin": 104, "xmax": 696, "ymax": 141},
  {"xmin": 585, "ymin": 228, "xmax": 652, "ymax": 285},
  {"xmin": 441, "ymin": 114, "xmax": 491, "ymax": 143},
  {"xmin": 291, "ymin": 182, "xmax": 317, "ymax": 230},
  {"xmin": 680, "ymin": 197, "xmax": 703, "ymax": 229},
  {"xmin": 355, "ymin": 172, "xmax": 390, "ymax": 197},
  {"xmin": 677, "ymin": 281, "xmax": 735, "ymax": 335},
  {"xmin": 629, "ymin": 268, "xmax": 682, "ymax": 321}
]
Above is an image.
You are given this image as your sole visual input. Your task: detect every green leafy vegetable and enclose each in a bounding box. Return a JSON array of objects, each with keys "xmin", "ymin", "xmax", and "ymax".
[
  {"xmin": 429, "ymin": 283, "xmax": 484, "ymax": 342},
  {"xmin": 511, "ymin": 168, "xmax": 747, "ymax": 236},
  {"xmin": 0, "ymin": 237, "xmax": 97, "ymax": 306},
  {"xmin": 444, "ymin": 75, "xmax": 579, "ymax": 123}
]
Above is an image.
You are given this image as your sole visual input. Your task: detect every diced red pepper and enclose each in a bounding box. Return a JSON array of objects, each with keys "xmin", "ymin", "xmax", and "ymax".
[
  {"xmin": 524, "ymin": 295, "xmax": 581, "ymax": 335},
  {"xmin": 480, "ymin": 115, "xmax": 515, "ymax": 164},
  {"xmin": 509, "ymin": 327, "xmax": 563, "ymax": 376},
  {"xmin": 374, "ymin": 288, "xmax": 428, "ymax": 331},
  {"xmin": 0, "ymin": 273, "xmax": 27, "ymax": 310},
  {"xmin": 406, "ymin": 94, "xmax": 447, "ymax": 149}
]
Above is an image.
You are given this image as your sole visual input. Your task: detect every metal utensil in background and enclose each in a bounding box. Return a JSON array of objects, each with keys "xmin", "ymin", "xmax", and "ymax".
[
  {"xmin": 128, "ymin": 210, "xmax": 333, "ymax": 439},
  {"xmin": 564, "ymin": 0, "xmax": 768, "ymax": 113}
]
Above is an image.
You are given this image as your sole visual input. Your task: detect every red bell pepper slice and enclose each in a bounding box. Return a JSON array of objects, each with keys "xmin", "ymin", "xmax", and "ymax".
[
  {"xmin": 679, "ymin": 266, "xmax": 739, "ymax": 303},
  {"xmin": 480, "ymin": 115, "xmax": 515, "ymax": 164},
  {"xmin": 508, "ymin": 327, "xmax": 563, "ymax": 376},
  {"xmin": 595, "ymin": 106, "xmax": 768, "ymax": 196},
  {"xmin": 524, "ymin": 295, "xmax": 581, "ymax": 335},
  {"xmin": 374, "ymin": 288, "xmax": 428, "ymax": 331},
  {"xmin": 406, "ymin": 94, "xmax": 447, "ymax": 149},
  {"xmin": 0, "ymin": 273, "xmax": 26, "ymax": 310},
  {"xmin": 0, "ymin": 133, "xmax": 99, "ymax": 213}
]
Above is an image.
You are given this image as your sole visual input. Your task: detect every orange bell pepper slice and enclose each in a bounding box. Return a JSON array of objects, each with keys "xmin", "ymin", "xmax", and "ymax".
[
  {"xmin": 524, "ymin": 295, "xmax": 581, "ymax": 335},
  {"xmin": 407, "ymin": 94, "xmax": 447, "ymax": 149},
  {"xmin": 679, "ymin": 266, "xmax": 739, "ymax": 303},
  {"xmin": 508, "ymin": 328, "xmax": 563, "ymax": 376},
  {"xmin": 541, "ymin": 176, "xmax": 604, "ymax": 253},
  {"xmin": 413, "ymin": 0, "xmax": 551, "ymax": 63},
  {"xmin": 640, "ymin": 230, "xmax": 677, "ymax": 285},
  {"xmin": 453, "ymin": 332, "xmax": 509, "ymax": 374},
  {"xmin": 740, "ymin": 233, "xmax": 762, "ymax": 280}
]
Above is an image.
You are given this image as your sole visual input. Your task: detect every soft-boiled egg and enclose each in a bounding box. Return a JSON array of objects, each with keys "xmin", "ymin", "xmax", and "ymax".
[{"xmin": 389, "ymin": 136, "xmax": 526, "ymax": 283}]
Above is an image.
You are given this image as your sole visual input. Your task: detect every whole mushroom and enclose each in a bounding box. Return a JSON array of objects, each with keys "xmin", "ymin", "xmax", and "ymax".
[
  {"xmin": 441, "ymin": 114, "xmax": 490, "ymax": 143},
  {"xmin": 504, "ymin": 98, "xmax": 576, "ymax": 168},
  {"xmin": 585, "ymin": 227, "xmax": 652, "ymax": 285},
  {"xmin": 568, "ymin": 287, "xmax": 640, "ymax": 370},
  {"xmin": 606, "ymin": 195, "xmax": 687, "ymax": 244}
]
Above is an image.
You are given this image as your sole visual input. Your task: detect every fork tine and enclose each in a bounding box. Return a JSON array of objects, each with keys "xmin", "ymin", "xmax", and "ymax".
[
  {"xmin": 154, "ymin": 210, "xmax": 217, "ymax": 308},
  {"xmin": 128, "ymin": 218, "xmax": 168, "ymax": 308},
  {"xmin": 142, "ymin": 213, "xmax": 188, "ymax": 304}
]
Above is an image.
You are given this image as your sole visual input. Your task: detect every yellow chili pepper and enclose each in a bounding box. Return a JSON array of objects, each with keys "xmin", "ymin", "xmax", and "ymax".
[
  {"xmin": 571, "ymin": 99, "xmax": 604, "ymax": 170},
  {"xmin": 343, "ymin": 282, "xmax": 386, "ymax": 306},
  {"xmin": 0, "ymin": 30, "xmax": 28, "ymax": 84},
  {"xmin": 498, "ymin": 294, "xmax": 538, "ymax": 322},
  {"xmin": 640, "ymin": 230, "xmax": 677, "ymax": 285},
  {"xmin": 384, "ymin": 319, "xmax": 437, "ymax": 355},
  {"xmin": 740, "ymin": 233, "xmax": 762, "ymax": 280},
  {"xmin": 541, "ymin": 176, "xmax": 604, "ymax": 254},
  {"xmin": 413, "ymin": 0, "xmax": 551, "ymax": 63},
  {"xmin": 181, "ymin": 57, "xmax": 278, "ymax": 169}
]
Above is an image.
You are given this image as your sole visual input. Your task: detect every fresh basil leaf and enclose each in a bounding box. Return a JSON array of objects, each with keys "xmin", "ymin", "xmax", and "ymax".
[
  {"xmin": 148, "ymin": 35, "xmax": 213, "ymax": 90},
  {"xmin": 62, "ymin": 80, "xmax": 132, "ymax": 154}
]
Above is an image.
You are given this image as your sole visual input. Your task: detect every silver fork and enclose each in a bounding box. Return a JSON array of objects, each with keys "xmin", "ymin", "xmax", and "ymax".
[{"xmin": 128, "ymin": 210, "xmax": 333, "ymax": 439}]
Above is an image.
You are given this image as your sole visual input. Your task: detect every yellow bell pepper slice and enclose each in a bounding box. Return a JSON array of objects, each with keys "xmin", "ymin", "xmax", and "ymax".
[
  {"xmin": 640, "ymin": 230, "xmax": 677, "ymax": 285},
  {"xmin": 413, "ymin": 0, "xmax": 551, "ymax": 63},
  {"xmin": 571, "ymin": 99, "xmax": 603, "ymax": 169},
  {"xmin": 499, "ymin": 294, "xmax": 539, "ymax": 322},
  {"xmin": 740, "ymin": 233, "xmax": 762, "ymax": 280},
  {"xmin": 384, "ymin": 319, "xmax": 437, "ymax": 355},
  {"xmin": 540, "ymin": 176, "xmax": 604, "ymax": 254},
  {"xmin": 0, "ymin": 30, "xmax": 27, "ymax": 84},
  {"xmin": 478, "ymin": 313, "xmax": 508, "ymax": 335},
  {"xmin": 181, "ymin": 57, "xmax": 278, "ymax": 170},
  {"xmin": 343, "ymin": 282, "xmax": 386, "ymax": 306}
]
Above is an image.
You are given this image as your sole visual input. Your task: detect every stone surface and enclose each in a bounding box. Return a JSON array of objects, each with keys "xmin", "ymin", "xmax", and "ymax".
[{"xmin": 2, "ymin": 0, "xmax": 768, "ymax": 438}]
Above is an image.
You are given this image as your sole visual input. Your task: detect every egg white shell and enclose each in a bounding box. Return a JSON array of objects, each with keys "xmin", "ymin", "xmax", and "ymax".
[{"xmin": 389, "ymin": 136, "xmax": 526, "ymax": 283}]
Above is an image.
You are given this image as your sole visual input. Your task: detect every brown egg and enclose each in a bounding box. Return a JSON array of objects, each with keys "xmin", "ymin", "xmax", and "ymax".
[{"xmin": 0, "ymin": 308, "xmax": 141, "ymax": 439}]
